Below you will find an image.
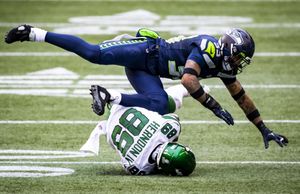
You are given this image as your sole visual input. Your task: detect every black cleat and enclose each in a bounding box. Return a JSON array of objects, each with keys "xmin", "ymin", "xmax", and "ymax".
[
  {"xmin": 90, "ymin": 85, "xmax": 111, "ymax": 116},
  {"xmin": 5, "ymin": 24, "xmax": 33, "ymax": 44}
]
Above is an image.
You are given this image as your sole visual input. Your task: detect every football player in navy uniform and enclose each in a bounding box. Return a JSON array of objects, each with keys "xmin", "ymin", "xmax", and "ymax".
[{"xmin": 5, "ymin": 25, "xmax": 288, "ymax": 149}]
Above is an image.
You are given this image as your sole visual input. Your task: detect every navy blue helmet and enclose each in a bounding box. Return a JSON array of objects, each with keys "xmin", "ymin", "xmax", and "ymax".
[{"xmin": 219, "ymin": 28, "xmax": 255, "ymax": 75}]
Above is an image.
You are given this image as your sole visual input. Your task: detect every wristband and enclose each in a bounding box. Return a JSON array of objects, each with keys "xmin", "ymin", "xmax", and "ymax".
[
  {"xmin": 201, "ymin": 94, "xmax": 220, "ymax": 110},
  {"xmin": 255, "ymin": 121, "xmax": 265, "ymax": 130},
  {"xmin": 246, "ymin": 109, "xmax": 260, "ymax": 121},
  {"xmin": 256, "ymin": 121, "xmax": 272, "ymax": 134}
]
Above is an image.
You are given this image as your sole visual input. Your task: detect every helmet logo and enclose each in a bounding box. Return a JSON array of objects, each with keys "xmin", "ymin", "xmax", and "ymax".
[{"xmin": 227, "ymin": 29, "xmax": 244, "ymax": 45}]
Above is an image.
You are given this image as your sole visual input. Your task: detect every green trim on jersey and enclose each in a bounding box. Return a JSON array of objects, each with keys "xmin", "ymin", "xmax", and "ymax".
[{"xmin": 99, "ymin": 39, "xmax": 146, "ymax": 50}]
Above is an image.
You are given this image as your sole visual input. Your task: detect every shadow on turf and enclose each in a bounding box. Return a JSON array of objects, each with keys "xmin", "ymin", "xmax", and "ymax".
[
  {"xmin": 96, "ymin": 167, "xmax": 127, "ymax": 176},
  {"xmin": 95, "ymin": 166, "xmax": 204, "ymax": 177}
]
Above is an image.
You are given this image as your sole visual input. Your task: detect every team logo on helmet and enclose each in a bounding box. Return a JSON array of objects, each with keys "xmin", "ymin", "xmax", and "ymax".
[
  {"xmin": 219, "ymin": 28, "xmax": 255, "ymax": 75},
  {"xmin": 227, "ymin": 29, "xmax": 244, "ymax": 45}
]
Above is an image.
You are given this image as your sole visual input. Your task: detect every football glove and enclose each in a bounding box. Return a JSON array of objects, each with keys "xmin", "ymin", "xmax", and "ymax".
[
  {"xmin": 259, "ymin": 125, "xmax": 289, "ymax": 149},
  {"xmin": 212, "ymin": 106, "xmax": 234, "ymax": 125},
  {"xmin": 202, "ymin": 94, "xmax": 234, "ymax": 125}
]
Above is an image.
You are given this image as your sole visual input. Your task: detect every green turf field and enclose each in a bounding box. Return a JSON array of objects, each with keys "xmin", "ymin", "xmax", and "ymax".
[{"xmin": 0, "ymin": 0, "xmax": 299, "ymax": 193}]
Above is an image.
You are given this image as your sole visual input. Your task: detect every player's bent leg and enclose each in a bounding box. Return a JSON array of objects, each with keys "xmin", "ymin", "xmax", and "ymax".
[
  {"xmin": 123, "ymin": 68, "xmax": 169, "ymax": 114},
  {"xmin": 5, "ymin": 25, "xmax": 150, "ymax": 71},
  {"xmin": 121, "ymin": 93, "xmax": 169, "ymax": 115},
  {"xmin": 5, "ymin": 25, "xmax": 102, "ymax": 64}
]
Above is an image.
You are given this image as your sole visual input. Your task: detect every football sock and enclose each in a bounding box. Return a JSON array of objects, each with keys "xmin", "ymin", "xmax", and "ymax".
[
  {"xmin": 30, "ymin": 28, "xmax": 47, "ymax": 42},
  {"xmin": 107, "ymin": 89, "xmax": 122, "ymax": 104},
  {"xmin": 165, "ymin": 84, "xmax": 188, "ymax": 110}
]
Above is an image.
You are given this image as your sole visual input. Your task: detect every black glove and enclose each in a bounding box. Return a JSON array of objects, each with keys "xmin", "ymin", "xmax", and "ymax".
[
  {"xmin": 257, "ymin": 122, "xmax": 289, "ymax": 149},
  {"xmin": 212, "ymin": 106, "xmax": 234, "ymax": 125},
  {"xmin": 202, "ymin": 94, "xmax": 234, "ymax": 125}
]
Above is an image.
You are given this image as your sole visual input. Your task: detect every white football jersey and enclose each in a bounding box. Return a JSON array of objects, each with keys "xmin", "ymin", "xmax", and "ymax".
[{"xmin": 105, "ymin": 105, "xmax": 181, "ymax": 175}]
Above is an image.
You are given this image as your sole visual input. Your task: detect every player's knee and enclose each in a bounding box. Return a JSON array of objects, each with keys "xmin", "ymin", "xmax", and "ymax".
[
  {"xmin": 83, "ymin": 50, "xmax": 100, "ymax": 64},
  {"xmin": 149, "ymin": 94, "xmax": 169, "ymax": 115}
]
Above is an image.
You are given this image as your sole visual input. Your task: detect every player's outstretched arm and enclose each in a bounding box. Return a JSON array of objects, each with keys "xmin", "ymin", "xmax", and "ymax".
[
  {"xmin": 181, "ymin": 60, "xmax": 234, "ymax": 125},
  {"xmin": 224, "ymin": 79, "xmax": 288, "ymax": 148}
]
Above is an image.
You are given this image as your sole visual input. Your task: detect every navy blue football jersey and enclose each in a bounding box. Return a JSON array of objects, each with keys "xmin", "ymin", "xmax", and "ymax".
[{"xmin": 156, "ymin": 35, "xmax": 236, "ymax": 80}]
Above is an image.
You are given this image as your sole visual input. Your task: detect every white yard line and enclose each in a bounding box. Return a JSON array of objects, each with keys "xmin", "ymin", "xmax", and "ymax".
[
  {"xmin": 2, "ymin": 0, "xmax": 298, "ymax": 2},
  {"xmin": 1, "ymin": 52, "xmax": 300, "ymax": 57},
  {"xmin": 0, "ymin": 120, "xmax": 299, "ymax": 124},
  {"xmin": 0, "ymin": 161, "xmax": 299, "ymax": 165},
  {"xmin": 0, "ymin": 52, "xmax": 74, "ymax": 57},
  {"xmin": 0, "ymin": 85, "xmax": 299, "ymax": 89}
]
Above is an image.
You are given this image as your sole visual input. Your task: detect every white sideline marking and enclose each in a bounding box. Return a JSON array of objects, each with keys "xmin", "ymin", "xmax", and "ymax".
[
  {"xmin": 255, "ymin": 52, "xmax": 300, "ymax": 57},
  {"xmin": 0, "ymin": 161, "xmax": 299, "ymax": 165},
  {"xmin": 4, "ymin": 0, "xmax": 299, "ymax": 2},
  {"xmin": 1, "ymin": 52, "xmax": 300, "ymax": 57},
  {"xmin": 0, "ymin": 68, "xmax": 299, "ymax": 97},
  {"xmin": 0, "ymin": 166, "xmax": 74, "ymax": 177},
  {"xmin": 1, "ymin": 85, "xmax": 299, "ymax": 91},
  {"xmin": 0, "ymin": 150, "xmax": 93, "ymax": 159},
  {"xmin": 0, "ymin": 52, "xmax": 74, "ymax": 57},
  {"xmin": 0, "ymin": 120, "xmax": 299, "ymax": 124},
  {"xmin": 0, "ymin": 150, "xmax": 91, "ymax": 154},
  {"xmin": 0, "ymin": 89, "xmax": 68, "ymax": 95}
]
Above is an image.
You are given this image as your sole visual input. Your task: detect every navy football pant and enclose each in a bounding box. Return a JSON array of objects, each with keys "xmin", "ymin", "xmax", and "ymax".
[{"xmin": 45, "ymin": 32, "xmax": 169, "ymax": 114}]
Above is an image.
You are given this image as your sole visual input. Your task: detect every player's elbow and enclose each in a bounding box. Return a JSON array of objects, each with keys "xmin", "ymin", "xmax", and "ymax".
[
  {"xmin": 181, "ymin": 74, "xmax": 196, "ymax": 92},
  {"xmin": 85, "ymin": 51, "xmax": 100, "ymax": 64},
  {"xmin": 180, "ymin": 74, "xmax": 189, "ymax": 87}
]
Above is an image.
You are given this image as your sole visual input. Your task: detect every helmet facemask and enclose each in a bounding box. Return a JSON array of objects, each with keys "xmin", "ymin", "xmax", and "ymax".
[{"xmin": 227, "ymin": 50, "xmax": 252, "ymax": 74}]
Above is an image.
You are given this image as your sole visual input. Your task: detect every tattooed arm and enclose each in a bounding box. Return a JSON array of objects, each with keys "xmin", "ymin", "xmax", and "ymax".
[
  {"xmin": 225, "ymin": 80, "xmax": 288, "ymax": 148},
  {"xmin": 224, "ymin": 80, "xmax": 262, "ymax": 125},
  {"xmin": 181, "ymin": 60, "xmax": 234, "ymax": 125},
  {"xmin": 181, "ymin": 60, "xmax": 205, "ymax": 103}
]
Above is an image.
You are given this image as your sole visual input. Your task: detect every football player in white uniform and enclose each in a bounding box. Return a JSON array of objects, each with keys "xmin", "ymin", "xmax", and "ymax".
[{"xmin": 80, "ymin": 85, "xmax": 196, "ymax": 176}]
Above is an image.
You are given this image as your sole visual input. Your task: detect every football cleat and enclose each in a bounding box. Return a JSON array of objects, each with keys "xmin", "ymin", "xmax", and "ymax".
[
  {"xmin": 5, "ymin": 24, "xmax": 33, "ymax": 44},
  {"xmin": 90, "ymin": 85, "xmax": 111, "ymax": 116}
]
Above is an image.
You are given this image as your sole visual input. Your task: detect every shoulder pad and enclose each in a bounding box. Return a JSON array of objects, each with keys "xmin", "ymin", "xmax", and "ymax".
[{"xmin": 136, "ymin": 28, "xmax": 160, "ymax": 39}]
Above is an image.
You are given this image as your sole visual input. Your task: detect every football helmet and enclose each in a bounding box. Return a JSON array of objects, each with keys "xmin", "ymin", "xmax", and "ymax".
[
  {"xmin": 157, "ymin": 142, "xmax": 196, "ymax": 176},
  {"xmin": 219, "ymin": 28, "xmax": 255, "ymax": 75}
]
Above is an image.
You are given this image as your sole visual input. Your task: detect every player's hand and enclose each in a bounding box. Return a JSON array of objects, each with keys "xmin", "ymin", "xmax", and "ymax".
[
  {"xmin": 260, "ymin": 127, "xmax": 289, "ymax": 149},
  {"xmin": 212, "ymin": 107, "xmax": 234, "ymax": 125},
  {"xmin": 200, "ymin": 94, "xmax": 234, "ymax": 125}
]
